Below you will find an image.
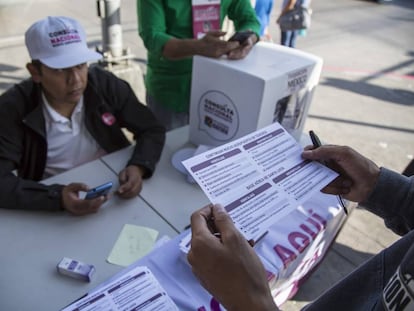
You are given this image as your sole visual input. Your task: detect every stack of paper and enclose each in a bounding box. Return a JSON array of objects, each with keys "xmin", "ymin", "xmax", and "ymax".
[{"xmin": 62, "ymin": 266, "xmax": 178, "ymax": 311}]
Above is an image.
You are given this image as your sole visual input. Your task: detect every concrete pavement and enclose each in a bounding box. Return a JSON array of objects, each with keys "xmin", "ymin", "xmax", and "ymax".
[{"xmin": 0, "ymin": 0, "xmax": 413, "ymax": 310}]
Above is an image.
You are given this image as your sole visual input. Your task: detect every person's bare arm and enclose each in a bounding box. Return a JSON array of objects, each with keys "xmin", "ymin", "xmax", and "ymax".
[{"xmin": 162, "ymin": 31, "xmax": 240, "ymax": 60}]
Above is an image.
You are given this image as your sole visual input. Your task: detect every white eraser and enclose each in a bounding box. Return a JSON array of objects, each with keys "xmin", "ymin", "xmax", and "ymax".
[{"xmin": 57, "ymin": 257, "xmax": 95, "ymax": 282}]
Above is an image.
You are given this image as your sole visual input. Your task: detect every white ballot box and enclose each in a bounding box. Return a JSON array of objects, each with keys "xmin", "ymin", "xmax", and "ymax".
[{"xmin": 189, "ymin": 42, "xmax": 323, "ymax": 146}]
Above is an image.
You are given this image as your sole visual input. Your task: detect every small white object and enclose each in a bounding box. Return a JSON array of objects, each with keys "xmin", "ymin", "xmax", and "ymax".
[
  {"xmin": 193, "ymin": 144, "xmax": 212, "ymax": 156},
  {"xmin": 57, "ymin": 257, "xmax": 95, "ymax": 282},
  {"xmin": 171, "ymin": 147, "xmax": 197, "ymax": 183},
  {"xmin": 171, "ymin": 145, "xmax": 213, "ymax": 184},
  {"xmin": 378, "ymin": 142, "xmax": 388, "ymax": 148},
  {"xmin": 171, "ymin": 147, "xmax": 196, "ymax": 174}
]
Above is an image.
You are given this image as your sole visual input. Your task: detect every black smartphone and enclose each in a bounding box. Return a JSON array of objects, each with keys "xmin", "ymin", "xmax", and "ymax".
[
  {"xmin": 228, "ymin": 30, "xmax": 255, "ymax": 44},
  {"xmin": 84, "ymin": 182, "xmax": 113, "ymax": 200}
]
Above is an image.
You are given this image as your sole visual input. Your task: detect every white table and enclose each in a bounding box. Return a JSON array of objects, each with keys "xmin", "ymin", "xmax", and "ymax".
[
  {"xmin": 101, "ymin": 126, "xmax": 210, "ymax": 232},
  {"xmin": 0, "ymin": 127, "xmax": 349, "ymax": 310},
  {"xmin": 0, "ymin": 160, "xmax": 178, "ymax": 311}
]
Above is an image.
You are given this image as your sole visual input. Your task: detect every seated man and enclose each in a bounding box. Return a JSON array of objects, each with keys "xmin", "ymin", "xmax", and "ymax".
[
  {"xmin": 188, "ymin": 145, "xmax": 414, "ymax": 311},
  {"xmin": 0, "ymin": 16, "xmax": 165, "ymax": 216}
]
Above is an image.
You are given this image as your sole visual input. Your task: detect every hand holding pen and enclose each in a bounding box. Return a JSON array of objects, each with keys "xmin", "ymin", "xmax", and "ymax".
[
  {"xmin": 308, "ymin": 131, "xmax": 348, "ymax": 215},
  {"xmin": 302, "ymin": 134, "xmax": 381, "ymax": 206},
  {"xmin": 187, "ymin": 204, "xmax": 279, "ymax": 311}
]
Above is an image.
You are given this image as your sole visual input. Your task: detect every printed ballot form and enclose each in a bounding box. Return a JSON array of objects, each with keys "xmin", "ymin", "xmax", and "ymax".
[
  {"xmin": 182, "ymin": 122, "xmax": 338, "ymax": 241},
  {"xmin": 62, "ymin": 266, "xmax": 178, "ymax": 311}
]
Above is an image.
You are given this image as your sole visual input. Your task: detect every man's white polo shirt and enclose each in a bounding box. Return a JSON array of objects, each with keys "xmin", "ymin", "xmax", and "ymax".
[{"xmin": 42, "ymin": 93, "xmax": 107, "ymax": 178}]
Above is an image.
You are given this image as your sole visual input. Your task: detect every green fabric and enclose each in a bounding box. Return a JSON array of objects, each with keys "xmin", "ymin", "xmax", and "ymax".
[{"xmin": 137, "ymin": 0, "xmax": 260, "ymax": 113}]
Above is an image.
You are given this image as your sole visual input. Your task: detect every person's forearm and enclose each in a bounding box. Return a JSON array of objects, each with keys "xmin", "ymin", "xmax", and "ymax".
[
  {"xmin": 162, "ymin": 38, "xmax": 201, "ymax": 60},
  {"xmin": 0, "ymin": 172, "xmax": 63, "ymax": 211}
]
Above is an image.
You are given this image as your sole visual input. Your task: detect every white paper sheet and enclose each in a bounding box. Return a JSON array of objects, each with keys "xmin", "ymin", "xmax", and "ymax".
[
  {"xmin": 182, "ymin": 122, "xmax": 338, "ymax": 241},
  {"xmin": 61, "ymin": 266, "xmax": 178, "ymax": 311}
]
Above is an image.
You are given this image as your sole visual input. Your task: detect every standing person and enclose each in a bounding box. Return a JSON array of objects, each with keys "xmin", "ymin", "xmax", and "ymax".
[
  {"xmin": 277, "ymin": 0, "xmax": 311, "ymax": 48},
  {"xmin": 0, "ymin": 16, "xmax": 166, "ymax": 215},
  {"xmin": 188, "ymin": 145, "xmax": 414, "ymax": 310},
  {"xmin": 278, "ymin": 0, "xmax": 299, "ymax": 48},
  {"xmin": 254, "ymin": 0, "xmax": 274, "ymax": 41},
  {"xmin": 137, "ymin": 0, "xmax": 260, "ymax": 131}
]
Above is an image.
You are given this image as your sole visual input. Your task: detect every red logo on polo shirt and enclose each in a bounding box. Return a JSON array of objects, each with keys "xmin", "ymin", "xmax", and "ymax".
[{"xmin": 101, "ymin": 112, "xmax": 116, "ymax": 126}]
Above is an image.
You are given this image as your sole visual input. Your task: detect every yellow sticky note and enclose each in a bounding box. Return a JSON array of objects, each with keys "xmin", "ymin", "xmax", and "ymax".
[{"xmin": 107, "ymin": 224, "xmax": 159, "ymax": 267}]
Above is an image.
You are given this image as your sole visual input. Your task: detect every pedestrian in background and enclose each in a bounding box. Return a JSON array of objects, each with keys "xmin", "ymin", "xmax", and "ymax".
[
  {"xmin": 277, "ymin": 0, "xmax": 311, "ymax": 48},
  {"xmin": 254, "ymin": 0, "xmax": 274, "ymax": 41}
]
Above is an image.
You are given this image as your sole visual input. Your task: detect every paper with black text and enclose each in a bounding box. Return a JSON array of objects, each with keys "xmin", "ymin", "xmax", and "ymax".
[
  {"xmin": 61, "ymin": 266, "xmax": 178, "ymax": 311},
  {"xmin": 182, "ymin": 122, "xmax": 338, "ymax": 241}
]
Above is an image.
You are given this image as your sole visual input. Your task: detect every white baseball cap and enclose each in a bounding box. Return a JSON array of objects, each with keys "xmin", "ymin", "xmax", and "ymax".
[{"xmin": 25, "ymin": 16, "xmax": 102, "ymax": 69}]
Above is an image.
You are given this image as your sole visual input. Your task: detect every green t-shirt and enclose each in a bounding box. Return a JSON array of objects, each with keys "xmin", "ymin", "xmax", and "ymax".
[{"xmin": 137, "ymin": 0, "xmax": 260, "ymax": 113}]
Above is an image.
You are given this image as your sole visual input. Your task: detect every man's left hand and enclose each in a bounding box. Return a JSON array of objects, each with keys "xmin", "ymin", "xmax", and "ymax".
[{"xmin": 117, "ymin": 165, "xmax": 145, "ymax": 198}]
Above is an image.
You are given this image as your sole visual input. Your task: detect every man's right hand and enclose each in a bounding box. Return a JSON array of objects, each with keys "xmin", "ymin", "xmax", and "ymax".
[{"xmin": 62, "ymin": 183, "xmax": 107, "ymax": 216}]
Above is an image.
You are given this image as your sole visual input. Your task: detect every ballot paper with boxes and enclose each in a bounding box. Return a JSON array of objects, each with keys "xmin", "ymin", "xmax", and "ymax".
[{"xmin": 189, "ymin": 41, "xmax": 323, "ymax": 146}]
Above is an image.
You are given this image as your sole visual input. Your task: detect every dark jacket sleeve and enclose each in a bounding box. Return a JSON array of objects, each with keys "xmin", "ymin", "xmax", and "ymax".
[
  {"xmin": 0, "ymin": 82, "xmax": 64, "ymax": 211},
  {"xmin": 0, "ymin": 168, "xmax": 64, "ymax": 211},
  {"xmin": 87, "ymin": 66, "xmax": 166, "ymax": 178},
  {"xmin": 363, "ymin": 167, "xmax": 414, "ymax": 235}
]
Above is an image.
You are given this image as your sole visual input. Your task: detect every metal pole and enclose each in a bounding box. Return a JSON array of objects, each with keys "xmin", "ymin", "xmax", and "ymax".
[{"xmin": 97, "ymin": 0, "xmax": 123, "ymax": 59}]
